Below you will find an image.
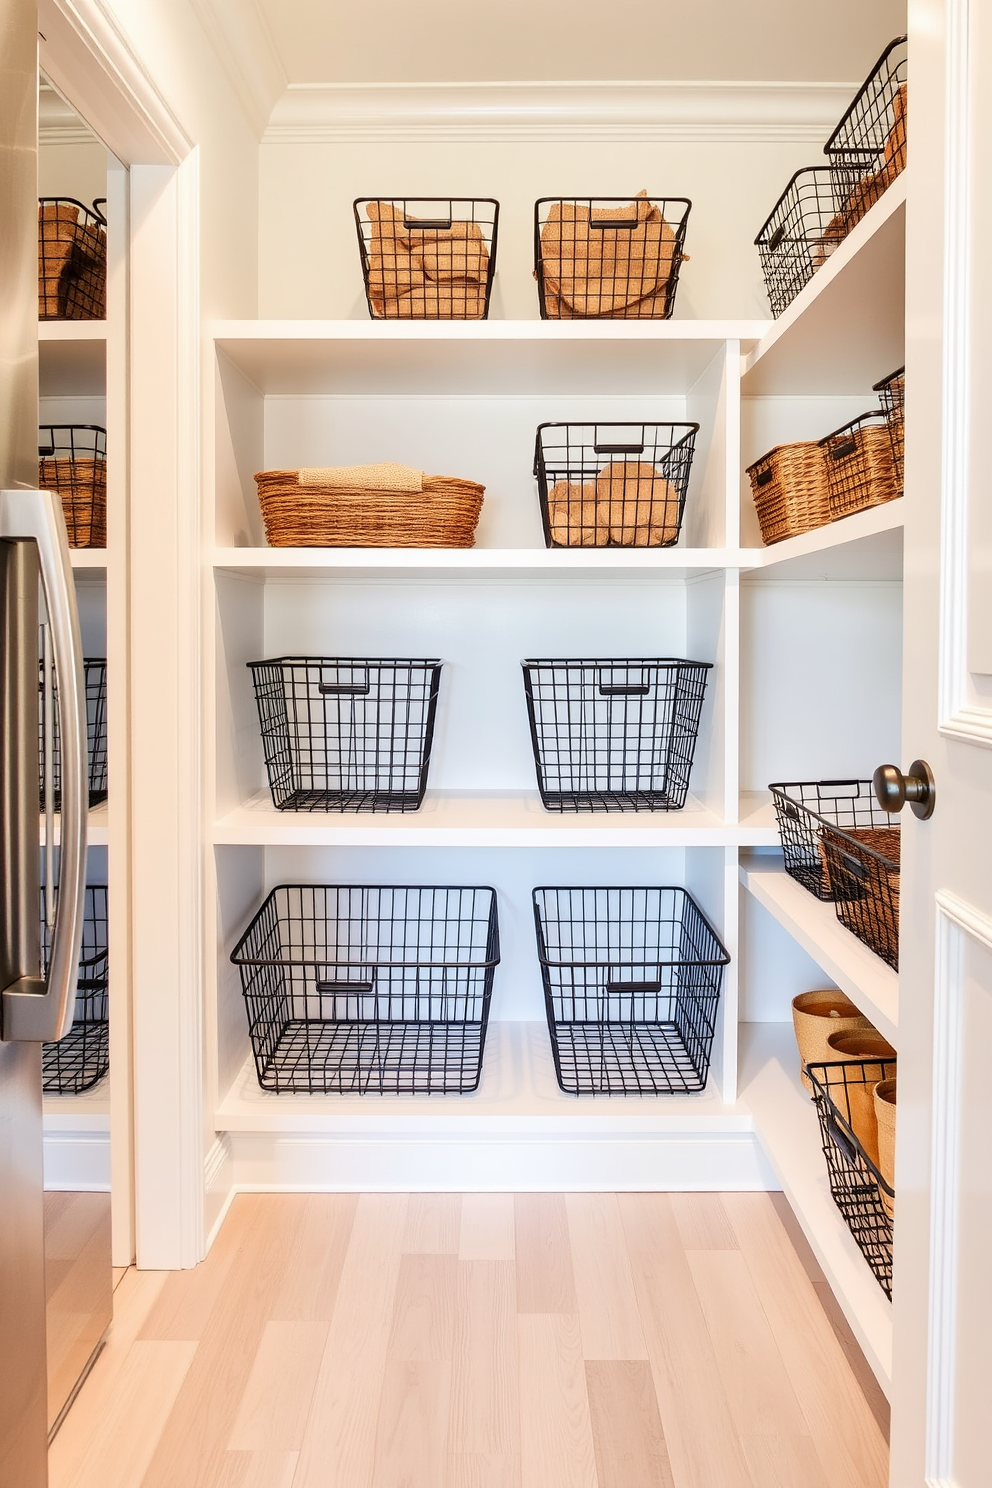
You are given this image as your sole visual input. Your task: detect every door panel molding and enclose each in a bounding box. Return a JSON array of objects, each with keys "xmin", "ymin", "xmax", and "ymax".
[{"xmin": 926, "ymin": 889, "xmax": 992, "ymax": 1485}]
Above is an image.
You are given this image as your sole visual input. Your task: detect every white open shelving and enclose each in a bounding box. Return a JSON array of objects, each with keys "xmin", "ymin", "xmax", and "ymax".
[{"xmin": 203, "ymin": 176, "xmax": 904, "ymax": 1387}]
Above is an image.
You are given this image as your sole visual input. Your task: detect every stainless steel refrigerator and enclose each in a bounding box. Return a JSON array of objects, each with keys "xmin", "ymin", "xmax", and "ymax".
[{"xmin": 1, "ymin": 1, "xmax": 108, "ymax": 1482}]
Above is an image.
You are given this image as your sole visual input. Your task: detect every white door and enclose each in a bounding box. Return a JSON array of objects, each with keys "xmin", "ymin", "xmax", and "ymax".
[{"xmin": 890, "ymin": 2, "xmax": 992, "ymax": 1483}]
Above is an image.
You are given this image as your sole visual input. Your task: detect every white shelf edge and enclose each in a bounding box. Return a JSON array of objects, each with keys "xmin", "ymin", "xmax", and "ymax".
[
  {"xmin": 212, "ymin": 788, "xmax": 780, "ymax": 847},
  {"xmin": 38, "ymin": 320, "xmax": 108, "ymax": 342},
  {"xmin": 212, "ymin": 545, "xmax": 741, "ymax": 575},
  {"xmin": 742, "ymin": 500, "xmax": 905, "ymax": 576},
  {"xmin": 40, "ymin": 802, "xmax": 109, "ymax": 848},
  {"xmin": 740, "ymin": 855, "xmax": 898, "ymax": 1042},
  {"xmin": 215, "ymin": 1022, "xmax": 750, "ymax": 1135},
  {"xmin": 743, "ymin": 175, "xmax": 908, "ymax": 380},
  {"xmin": 70, "ymin": 548, "xmax": 108, "ymax": 572},
  {"xmin": 740, "ymin": 1020, "xmax": 892, "ymax": 1396},
  {"xmin": 212, "ymin": 318, "xmax": 771, "ymax": 345}
]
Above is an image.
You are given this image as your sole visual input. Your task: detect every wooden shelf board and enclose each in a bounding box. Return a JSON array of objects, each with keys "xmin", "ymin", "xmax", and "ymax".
[
  {"xmin": 39, "ymin": 321, "xmax": 106, "ymax": 397},
  {"xmin": 213, "ymin": 788, "xmax": 778, "ymax": 847},
  {"xmin": 742, "ymin": 500, "xmax": 904, "ymax": 583},
  {"xmin": 740, "ymin": 855, "xmax": 898, "ymax": 1041},
  {"xmin": 743, "ymin": 176, "xmax": 906, "ymax": 396},
  {"xmin": 216, "ymin": 1020, "xmax": 748, "ymax": 1135},
  {"xmin": 213, "ymin": 318, "xmax": 768, "ymax": 396},
  {"xmin": 739, "ymin": 1020, "xmax": 892, "ymax": 1395}
]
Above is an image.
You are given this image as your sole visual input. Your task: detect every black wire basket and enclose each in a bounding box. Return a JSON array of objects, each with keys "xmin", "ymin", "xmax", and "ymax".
[
  {"xmin": 354, "ymin": 198, "xmax": 499, "ymax": 320},
  {"xmin": 231, "ymin": 884, "xmax": 500, "ymax": 1095},
  {"xmin": 38, "ymin": 197, "xmax": 107, "ymax": 320},
  {"xmin": 819, "ymin": 410, "xmax": 899, "ymax": 520},
  {"xmin": 754, "ymin": 168, "xmax": 846, "ymax": 317},
  {"xmin": 39, "ymin": 657, "xmax": 108, "ymax": 811},
  {"xmin": 39, "ymin": 424, "xmax": 107, "ymax": 548},
  {"xmin": 534, "ymin": 196, "xmax": 690, "ymax": 319},
  {"xmin": 522, "ymin": 658, "xmax": 711, "ymax": 812},
  {"xmin": 769, "ymin": 779, "xmax": 896, "ymax": 900},
  {"xmin": 820, "ymin": 822, "xmax": 901, "ymax": 970},
  {"xmin": 533, "ymin": 886, "xmax": 729, "ymax": 1096},
  {"xmin": 824, "ymin": 37, "xmax": 908, "ymax": 219},
  {"xmin": 873, "ymin": 366, "xmax": 905, "ymax": 488},
  {"xmin": 807, "ymin": 1056, "xmax": 896, "ymax": 1296},
  {"xmin": 533, "ymin": 422, "xmax": 699, "ymax": 548},
  {"xmin": 248, "ymin": 657, "xmax": 442, "ymax": 813},
  {"xmin": 42, "ymin": 885, "xmax": 109, "ymax": 1095}
]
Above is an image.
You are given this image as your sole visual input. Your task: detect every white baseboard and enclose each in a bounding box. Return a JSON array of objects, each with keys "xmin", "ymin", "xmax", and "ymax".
[{"xmin": 44, "ymin": 1129, "xmax": 111, "ymax": 1191}]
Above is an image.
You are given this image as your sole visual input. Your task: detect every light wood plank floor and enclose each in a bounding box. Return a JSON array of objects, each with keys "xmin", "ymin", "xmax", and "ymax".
[{"xmin": 49, "ymin": 1192, "xmax": 889, "ymax": 1488}]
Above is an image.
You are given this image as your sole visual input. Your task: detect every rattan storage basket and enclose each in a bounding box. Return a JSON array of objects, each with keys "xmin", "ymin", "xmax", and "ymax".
[
  {"xmin": 39, "ymin": 425, "xmax": 107, "ymax": 548},
  {"xmin": 254, "ymin": 464, "xmax": 485, "ymax": 548},
  {"xmin": 819, "ymin": 411, "xmax": 899, "ymax": 520},
  {"xmin": 38, "ymin": 198, "xmax": 107, "ymax": 321},
  {"xmin": 873, "ymin": 366, "xmax": 905, "ymax": 488},
  {"xmin": 745, "ymin": 440, "xmax": 832, "ymax": 545}
]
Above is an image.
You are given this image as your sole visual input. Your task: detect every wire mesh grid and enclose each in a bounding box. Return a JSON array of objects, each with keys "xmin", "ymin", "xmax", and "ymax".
[
  {"xmin": 231, "ymin": 884, "xmax": 500, "ymax": 1094},
  {"xmin": 41, "ymin": 885, "xmax": 109, "ymax": 1095},
  {"xmin": 754, "ymin": 168, "xmax": 847, "ymax": 317},
  {"xmin": 39, "ymin": 657, "xmax": 108, "ymax": 811},
  {"xmin": 248, "ymin": 657, "xmax": 442, "ymax": 813},
  {"xmin": 39, "ymin": 424, "xmax": 107, "ymax": 548},
  {"xmin": 769, "ymin": 779, "xmax": 897, "ymax": 900},
  {"xmin": 534, "ymin": 197, "xmax": 690, "ymax": 320},
  {"xmin": 533, "ymin": 422, "xmax": 698, "ymax": 548},
  {"xmin": 533, "ymin": 886, "xmax": 729, "ymax": 1096},
  {"xmin": 522, "ymin": 658, "xmax": 711, "ymax": 812},
  {"xmin": 354, "ymin": 198, "xmax": 499, "ymax": 320},
  {"xmin": 819, "ymin": 410, "xmax": 899, "ymax": 520},
  {"xmin": 873, "ymin": 366, "xmax": 905, "ymax": 488},
  {"xmin": 824, "ymin": 36, "xmax": 908, "ymax": 219},
  {"xmin": 38, "ymin": 197, "xmax": 107, "ymax": 320},
  {"xmin": 807, "ymin": 1057, "xmax": 895, "ymax": 1296},
  {"xmin": 820, "ymin": 822, "xmax": 901, "ymax": 970}
]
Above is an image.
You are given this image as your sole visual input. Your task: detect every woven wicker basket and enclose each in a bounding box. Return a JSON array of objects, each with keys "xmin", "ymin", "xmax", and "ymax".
[
  {"xmin": 40, "ymin": 457, "xmax": 106, "ymax": 547},
  {"xmin": 819, "ymin": 411, "xmax": 899, "ymax": 520},
  {"xmin": 873, "ymin": 367, "xmax": 905, "ymax": 489},
  {"xmin": 745, "ymin": 441, "xmax": 832, "ymax": 545},
  {"xmin": 254, "ymin": 468, "xmax": 485, "ymax": 548},
  {"xmin": 38, "ymin": 200, "xmax": 106, "ymax": 321}
]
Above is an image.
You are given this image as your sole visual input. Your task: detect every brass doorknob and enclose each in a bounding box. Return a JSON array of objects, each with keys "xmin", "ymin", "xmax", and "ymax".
[{"xmin": 873, "ymin": 759, "xmax": 936, "ymax": 820}]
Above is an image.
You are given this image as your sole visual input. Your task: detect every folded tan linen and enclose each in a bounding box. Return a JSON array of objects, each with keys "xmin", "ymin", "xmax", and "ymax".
[
  {"xmin": 413, "ymin": 221, "xmax": 489, "ymax": 285},
  {"xmin": 547, "ymin": 479, "xmax": 603, "ymax": 545},
  {"xmin": 297, "ymin": 462, "xmax": 424, "ymax": 492},
  {"xmin": 385, "ymin": 282, "xmax": 488, "ymax": 319},
  {"xmin": 540, "ymin": 192, "xmax": 679, "ymax": 315},
  {"xmin": 596, "ymin": 461, "xmax": 680, "ymax": 545}
]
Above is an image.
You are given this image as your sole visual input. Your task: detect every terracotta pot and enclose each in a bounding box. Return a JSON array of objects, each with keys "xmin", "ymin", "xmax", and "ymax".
[
  {"xmin": 791, "ymin": 990, "xmax": 872, "ymax": 1092},
  {"xmin": 825, "ymin": 1030, "xmax": 897, "ymax": 1170},
  {"xmin": 874, "ymin": 1077, "xmax": 897, "ymax": 1218}
]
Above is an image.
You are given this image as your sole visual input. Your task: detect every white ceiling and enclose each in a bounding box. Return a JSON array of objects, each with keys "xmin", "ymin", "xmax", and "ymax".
[{"xmin": 252, "ymin": 0, "xmax": 906, "ymax": 85}]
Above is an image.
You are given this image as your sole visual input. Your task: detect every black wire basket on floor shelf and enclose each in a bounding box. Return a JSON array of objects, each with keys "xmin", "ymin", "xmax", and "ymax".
[
  {"xmin": 39, "ymin": 424, "xmax": 107, "ymax": 548},
  {"xmin": 42, "ymin": 884, "xmax": 110, "ymax": 1095},
  {"xmin": 354, "ymin": 198, "xmax": 499, "ymax": 320},
  {"xmin": 824, "ymin": 36, "xmax": 908, "ymax": 222},
  {"xmin": 807, "ymin": 1055, "xmax": 896, "ymax": 1297},
  {"xmin": 522, "ymin": 658, "xmax": 711, "ymax": 812},
  {"xmin": 38, "ymin": 197, "xmax": 107, "ymax": 320},
  {"xmin": 248, "ymin": 657, "xmax": 442, "ymax": 813},
  {"xmin": 39, "ymin": 657, "xmax": 108, "ymax": 811},
  {"xmin": 231, "ymin": 884, "xmax": 501, "ymax": 1095},
  {"xmin": 533, "ymin": 886, "xmax": 729, "ymax": 1096},
  {"xmin": 534, "ymin": 195, "xmax": 690, "ymax": 320},
  {"xmin": 533, "ymin": 422, "xmax": 699, "ymax": 548},
  {"xmin": 754, "ymin": 168, "xmax": 847, "ymax": 317}
]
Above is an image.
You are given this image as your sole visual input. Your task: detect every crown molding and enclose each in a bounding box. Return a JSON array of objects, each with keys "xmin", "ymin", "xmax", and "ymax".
[
  {"xmin": 187, "ymin": 0, "xmax": 286, "ymax": 138},
  {"xmin": 264, "ymin": 79, "xmax": 856, "ymax": 145},
  {"xmin": 39, "ymin": 81, "xmax": 96, "ymax": 145}
]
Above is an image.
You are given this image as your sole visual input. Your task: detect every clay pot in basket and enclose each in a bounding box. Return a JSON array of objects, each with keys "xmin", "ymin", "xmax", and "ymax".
[
  {"xmin": 792, "ymin": 990, "xmax": 872, "ymax": 1092},
  {"xmin": 826, "ymin": 1030, "xmax": 897, "ymax": 1170},
  {"xmin": 874, "ymin": 1077, "xmax": 897, "ymax": 1218}
]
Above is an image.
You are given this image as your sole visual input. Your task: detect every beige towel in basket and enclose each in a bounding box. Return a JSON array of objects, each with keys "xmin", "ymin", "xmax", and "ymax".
[
  {"xmin": 547, "ymin": 479, "xmax": 603, "ymax": 545},
  {"xmin": 540, "ymin": 192, "xmax": 678, "ymax": 315},
  {"xmin": 595, "ymin": 461, "xmax": 680, "ymax": 546},
  {"xmin": 297, "ymin": 462, "xmax": 425, "ymax": 492},
  {"xmin": 414, "ymin": 220, "xmax": 489, "ymax": 285}
]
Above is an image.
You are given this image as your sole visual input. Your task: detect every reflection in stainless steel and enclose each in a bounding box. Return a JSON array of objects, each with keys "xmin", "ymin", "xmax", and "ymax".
[{"xmin": 44, "ymin": 1192, "xmax": 112, "ymax": 1434}]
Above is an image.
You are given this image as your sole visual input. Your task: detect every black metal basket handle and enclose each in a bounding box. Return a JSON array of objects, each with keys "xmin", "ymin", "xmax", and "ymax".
[
  {"xmin": 316, "ymin": 974, "xmax": 376, "ymax": 994},
  {"xmin": 828, "ymin": 438, "xmax": 858, "ymax": 461},
  {"xmin": 319, "ymin": 672, "xmax": 370, "ymax": 696},
  {"xmin": 593, "ymin": 442, "xmax": 645, "ymax": 455},
  {"xmin": 605, "ymin": 978, "xmax": 663, "ymax": 994},
  {"xmin": 825, "ymin": 1110, "xmax": 860, "ymax": 1166},
  {"xmin": 755, "ymin": 466, "xmax": 774, "ymax": 486},
  {"xmin": 403, "ymin": 213, "xmax": 453, "ymax": 230},
  {"xmin": 599, "ymin": 680, "xmax": 650, "ymax": 697}
]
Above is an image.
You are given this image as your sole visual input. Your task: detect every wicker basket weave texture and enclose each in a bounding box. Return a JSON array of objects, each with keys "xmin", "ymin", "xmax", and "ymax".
[
  {"xmin": 254, "ymin": 470, "xmax": 485, "ymax": 548},
  {"xmin": 38, "ymin": 202, "xmax": 106, "ymax": 321},
  {"xmin": 39, "ymin": 457, "xmax": 107, "ymax": 548},
  {"xmin": 745, "ymin": 441, "xmax": 832, "ymax": 545},
  {"xmin": 821, "ymin": 414, "xmax": 899, "ymax": 519}
]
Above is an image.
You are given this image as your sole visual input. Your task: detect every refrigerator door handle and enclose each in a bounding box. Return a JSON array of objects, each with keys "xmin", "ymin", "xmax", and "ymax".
[{"xmin": 0, "ymin": 489, "xmax": 87, "ymax": 1043}]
